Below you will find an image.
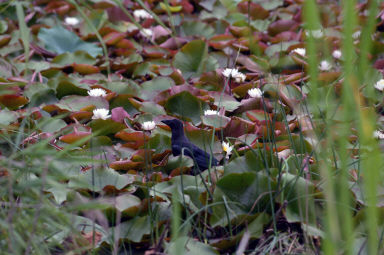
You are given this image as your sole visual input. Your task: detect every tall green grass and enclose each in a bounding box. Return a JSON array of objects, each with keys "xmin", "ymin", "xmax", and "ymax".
[
  {"xmin": 303, "ymin": 0, "xmax": 382, "ymax": 254},
  {"xmin": 1, "ymin": 0, "xmax": 383, "ymax": 254}
]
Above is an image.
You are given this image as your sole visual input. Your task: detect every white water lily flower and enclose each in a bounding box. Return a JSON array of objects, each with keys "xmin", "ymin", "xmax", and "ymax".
[
  {"xmin": 373, "ymin": 130, "xmax": 384, "ymax": 140},
  {"xmin": 222, "ymin": 141, "xmax": 234, "ymax": 159},
  {"xmin": 127, "ymin": 24, "xmax": 138, "ymax": 32},
  {"xmin": 319, "ymin": 60, "xmax": 332, "ymax": 71},
  {"xmin": 222, "ymin": 68, "xmax": 246, "ymax": 83},
  {"xmin": 234, "ymin": 72, "xmax": 246, "ymax": 83},
  {"xmin": 92, "ymin": 108, "xmax": 111, "ymax": 120},
  {"xmin": 352, "ymin": 31, "xmax": 361, "ymax": 39},
  {"xmin": 277, "ymin": 149, "xmax": 292, "ymax": 160},
  {"xmin": 291, "ymin": 48, "xmax": 306, "ymax": 57},
  {"xmin": 133, "ymin": 9, "xmax": 153, "ymax": 20},
  {"xmin": 248, "ymin": 88, "xmax": 263, "ymax": 98},
  {"xmin": 65, "ymin": 17, "xmax": 79, "ymax": 26},
  {"xmin": 204, "ymin": 110, "xmax": 219, "ymax": 116},
  {"xmin": 140, "ymin": 28, "xmax": 153, "ymax": 38},
  {"xmin": 286, "ymin": 114, "xmax": 297, "ymax": 122},
  {"xmin": 142, "ymin": 121, "xmax": 156, "ymax": 131},
  {"xmin": 222, "ymin": 68, "xmax": 238, "ymax": 77},
  {"xmin": 332, "ymin": 50, "xmax": 342, "ymax": 59},
  {"xmin": 374, "ymin": 79, "xmax": 384, "ymax": 91},
  {"xmin": 306, "ymin": 29, "xmax": 323, "ymax": 38},
  {"xmin": 88, "ymin": 88, "xmax": 107, "ymax": 97}
]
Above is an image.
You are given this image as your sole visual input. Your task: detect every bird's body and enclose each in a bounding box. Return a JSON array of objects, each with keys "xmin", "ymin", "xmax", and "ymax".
[{"xmin": 162, "ymin": 119, "xmax": 218, "ymax": 174}]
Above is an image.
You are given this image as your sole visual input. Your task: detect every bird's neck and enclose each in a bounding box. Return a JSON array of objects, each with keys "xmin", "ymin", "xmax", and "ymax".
[{"xmin": 171, "ymin": 128, "xmax": 187, "ymax": 141}]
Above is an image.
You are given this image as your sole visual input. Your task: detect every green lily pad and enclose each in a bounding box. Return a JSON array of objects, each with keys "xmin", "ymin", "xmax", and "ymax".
[
  {"xmin": 185, "ymin": 129, "xmax": 221, "ymax": 155},
  {"xmin": 0, "ymin": 109, "xmax": 17, "ymax": 126},
  {"xmin": 56, "ymin": 95, "xmax": 109, "ymax": 112},
  {"xmin": 38, "ymin": 117, "xmax": 67, "ymax": 133},
  {"xmin": 165, "ymin": 91, "xmax": 209, "ymax": 124},
  {"xmin": 224, "ymin": 150, "xmax": 274, "ymax": 174},
  {"xmin": 162, "ymin": 155, "xmax": 194, "ymax": 173},
  {"xmin": 24, "ymin": 82, "xmax": 57, "ymax": 107},
  {"xmin": 141, "ymin": 77, "xmax": 175, "ymax": 92},
  {"xmin": 52, "ymin": 51, "xmax": 97, "ymax": 67},
  {"xmin": 139, "ymin": 102, "xmax": 166, "ymax": 115},
  {"xmin": 278, "ymin": 173, "xmax": 317, "ymax": 225},
  {"xmin": 90, "ymin": 119, "xmax": 126, "ymax": 136},
  {"xmin": 118, "ymin": 216, "xmax": 152, "ymax": 242},
  {"xmin": 217, "ymin": 172, "xmax": 276, "ymax": 213},
  {"xmin": 104, "ymin": 80, "xmax": 140, "ymax": 96},
  {"xmin": 69, "ymin": 167, "xmax": 134, "ymax": 192},
  {"xmin": 151, "ymin": 175, "xmax": 206, "ymax": 212},
  {"xmin": 15, "ymin": 61, "xmax": 51, "ymax": 72},
  {"xmin": 181, "ymin": 21, "xmax": 215, "ymax": 38},
  {"xmin": 167, "ymin": 236, "xmax": 219, "ymax": 255},
  {"xmin": 110, "ymin": 95, "xmax": 140, "ymax": 116},
  {"xmin": 140, "ymin": 77, "xmax": 175, "ymax": 100},
  {"xmin": 173, "ymin": 40, "xmax": 218, "ymax": 79},
  {"xmin": 100, "ymin": 193, "xmax": 141, "ymax": 212},
  {"xmin": 148, "ymin": 133, "xmax": 171, "ymax": 153},
  {"xmin": 38, "ymin": 25, "xmax": 102, "ymax": 57},
  {"xmin": 211, "ymin": 93, "xmax": 241, "ymax": 112},
  {"xmin": 211, "ymin": 171, "xmax": 276, "ymax": 227},
  {"xmin": 0, "ymin": 20, "xmax": 8, "ymax": 34},
  {"xmin": 202, "ymin": 115, "xmax": 230, "ymax": 129},
  {"xmin": 265, "ymin": 41, "xmax": 299, "ymax": 57},
  {"xmin": 48, "ymin": 76, "xmax": 89, "ymax": 99}
]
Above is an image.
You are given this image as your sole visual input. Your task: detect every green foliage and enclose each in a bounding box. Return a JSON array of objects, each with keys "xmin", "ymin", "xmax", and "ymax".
[
  {"xmin": 173, "ymin": 40, "xmax": 218, "ymax": 79},
  {"xmin": 0, "ymin": 0, "xmax": 383, "ymax": 254},
  {"xmin": 52, "ymin": 51, "xmax": 97, "ymax": 67},
  {"xmin": 38, "ymin": 26, "xmax": 102, "ymax": 57},
  {"xmin": 165, "ymin": 91, "xmax": 209, "ymax": 123}
]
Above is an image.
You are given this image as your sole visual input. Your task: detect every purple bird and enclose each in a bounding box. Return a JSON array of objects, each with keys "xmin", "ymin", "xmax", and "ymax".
[{"xmin": 162, "ymin": 119, "xmax": 218, "ymax": 174}]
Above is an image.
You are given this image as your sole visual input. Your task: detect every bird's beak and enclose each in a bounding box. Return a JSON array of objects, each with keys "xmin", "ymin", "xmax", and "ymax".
[{"xmin": 161, "ymin": 120, "xmax": 171, "ymax": 126}]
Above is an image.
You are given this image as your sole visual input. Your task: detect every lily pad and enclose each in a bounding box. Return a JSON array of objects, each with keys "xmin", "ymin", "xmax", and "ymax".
[
  {"xmin": 165, "ymin": 91, "xmax": 209, "ymax": 124},
  {"xmin": 52, "ymin": 51, "xmax": 97, "ymax": 67},
  {"xmin": 278, "ymin": 173, "xmax": 317, "ymax": 225},
  {"xmin": 211, "ymin": 171, "xmax": 276, "ymax": 227},
  {"xmin": 167, "ymin": 236, "xmax": 219, "ymax": 255},
  {"xmin": 173, "ymin": 40, "xmax": 218, "ymax": 79},
  {"xmin": 0, "ymin": 109, "xmax": 17, "ymax": 126},
  {"xmin": 119, "ymin": 216, "xmax": 152, "ymax": 242},
  {"xmin": 38, "ymin": 25, "xmax": 102, "ymax": 57},
  {"xmin": 56, "ymin": 95, "xmax": 109, "ymax": 112},
  {"xmin": 24, "ymin": 82, "xmax": 57, "ymax": 107},
  {"xmin": 202, "ymin": 115, "xmax": 230, "ymax": 129},
  {"xmin": 181, "ymin": 21, "xmax": 215, "ymax": 38},
  {"xmin": 69, "ymin": 167, "xmax": 134, "ymax": 192},
  {"xmin": 90, "ymin": 119, "xmax": 126, "ymax": 136}
]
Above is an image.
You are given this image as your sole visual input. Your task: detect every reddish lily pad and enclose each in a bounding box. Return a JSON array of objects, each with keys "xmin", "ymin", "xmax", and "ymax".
[
  {"xmin": 0, "ymin": 35, "xmax": 11, "ymax": 47},
  {"xmin": 223, "ymin": 117, "xmax": 255, "ymax": 138},
  {"xmin": 60, "ymin": 130, "xmax": 92, "ymax": 144},
  {"xmin": 115, "ymin": 130, "xmax": 149, "ymax": 149},
  {"xmin": 103, "ymin": 31, "xmax": 125, "ymax": 46},
  {"xmin": 73, "ymin": 63, "xmax": 100, "ymax": 75},
  {"xmin": 0, "ymin": 95, "xmax": 28, "ymax": 109},
  {"xmin": 268, "ymin": 19, "xmax": 299, "ymax": 36},
  {"xmin": 109, "ymin": 160, "xmax": 145, "ymax": 171}
]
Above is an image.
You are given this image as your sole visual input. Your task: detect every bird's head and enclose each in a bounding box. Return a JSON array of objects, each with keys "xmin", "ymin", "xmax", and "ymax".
[{"xmin": 161, "ymin": 119, "xmax": 184, "ymax": 130}]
